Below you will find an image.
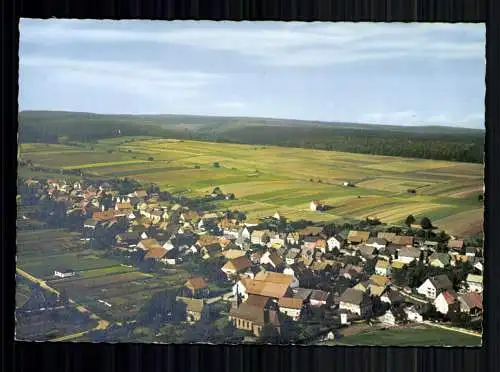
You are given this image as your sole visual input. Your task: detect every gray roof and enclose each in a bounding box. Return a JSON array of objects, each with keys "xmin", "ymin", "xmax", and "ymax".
[
  {"xmin": 293, "ymin": 288, "xmax": 313, "ymax": 300},
  {"xmin": 429, "ymin": 252, "xmax": 451, "ymax": 265},
  {"xmin": 398, "ymin": 247, "xmax": 421, "ymax": 258},
  {"xmin": 429, "ymin": 274, "xmax": 453, "ymax": 291},
  {"xmin": 339, "ymin": 288, "xmax": 368, "ymax": 305}
]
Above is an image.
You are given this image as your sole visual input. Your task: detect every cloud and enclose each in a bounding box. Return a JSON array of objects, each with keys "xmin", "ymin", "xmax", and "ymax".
[
  {"xmin": 20, "ymin": 20, "xmax": 485, "ymax": 67},
  {"xmin": 20, "ymin": 55, "xmax": 225, "ymax": 102}
]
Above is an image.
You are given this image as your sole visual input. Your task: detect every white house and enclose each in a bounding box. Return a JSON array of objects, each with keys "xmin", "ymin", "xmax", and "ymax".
[
  {"xmin": 397, "ymin": 247, "xmax": 421, "ymax": 264},
  {"xmin": 378, "ymin": 309, "xmax": 399, "ymax": 326},
  {"xmin": 434, "ymin": 290, "xmax": 458, "ymax": 315},
  {"xmin": 54, "ymin": 268, "xmax": 76, "ymax": 278},
  {"xmin": 375, "ymin": 260, "xmax": 392, "ymax": 277},
  {"xmin": 338, "ymin": 288, "xmax": 372, "ymax": 318},
  {"xmin": 365, "ymin": 237, "xmax": 388, "ymax": 250},
  {"xmin": 417, "ymin": 275, "xmax": 453, "ymax": 300},
  {"xmin": 309, "ymin": 200, "xmax": 323, "ymax": 211},
  {"xmin": 260, "ymin": 250, "xmax": 284, "ymax": 269},
  {"xmin": 466, "ymin": 274, "xmax": 483, "ymax": 293},
  {"xmin": 404, "ymin": 306, "xmax": 424, "ymax": 323},
  {"xmin": 278, "ymin": 297, "xmax": 304, "ymax": 321},
  {"xmin": 285, "ymin": 248, "xmax": 300, "ymax": 265},
  {"xmin": 162, "ymin": 240, "xmax": 175, "ymax": 251},
  {"xmin": 327, "ymin": 235, "xmax": 344, "ymax": 251}
]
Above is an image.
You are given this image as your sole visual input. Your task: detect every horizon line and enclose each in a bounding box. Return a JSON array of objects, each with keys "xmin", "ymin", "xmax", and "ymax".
[{"xmin": 18, "ymin": 109, "xmax": 485, "ymax": 131}]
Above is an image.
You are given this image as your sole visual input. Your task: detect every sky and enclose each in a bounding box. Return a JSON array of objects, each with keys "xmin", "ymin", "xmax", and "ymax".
[{"xmin": 19, "ymin": 20, "xmax": 485, "ymax": 129}]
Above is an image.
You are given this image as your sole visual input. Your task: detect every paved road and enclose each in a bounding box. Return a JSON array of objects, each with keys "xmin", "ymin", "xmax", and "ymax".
[{"xmin": 16, "ymin": 267, "xmax": 110, "ymax": 342}]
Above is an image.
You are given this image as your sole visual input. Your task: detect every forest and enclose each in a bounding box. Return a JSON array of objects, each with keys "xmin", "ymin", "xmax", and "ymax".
[{"xmin": 18, "ymin": 111, "xmax": 484, "ymax": 164}]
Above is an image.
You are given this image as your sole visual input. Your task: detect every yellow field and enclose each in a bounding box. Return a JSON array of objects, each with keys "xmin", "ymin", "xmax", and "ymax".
[{"xmin": 19, "ymin": 139, "xmax": 485, "ymax": 237}]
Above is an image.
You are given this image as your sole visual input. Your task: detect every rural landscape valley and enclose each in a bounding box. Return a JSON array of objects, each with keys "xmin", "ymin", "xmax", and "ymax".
[{"xmin": 16, "ymin": 115, "xmax": 484, "ymax": 345}]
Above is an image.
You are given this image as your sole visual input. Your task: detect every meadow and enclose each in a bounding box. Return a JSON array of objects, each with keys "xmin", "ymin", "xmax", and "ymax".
[
  {"xmin": 19, "ymin": 138, "xmax": 484, "ymax": 237},
  {"xmin": 322, "ymin": 325, "xmax": 481, "ymax": 346}
]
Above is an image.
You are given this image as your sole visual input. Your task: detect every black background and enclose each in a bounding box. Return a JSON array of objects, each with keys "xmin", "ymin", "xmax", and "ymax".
[{"xmin": 1, "ymin": 0, "xmax": 497, "ymax": 371}]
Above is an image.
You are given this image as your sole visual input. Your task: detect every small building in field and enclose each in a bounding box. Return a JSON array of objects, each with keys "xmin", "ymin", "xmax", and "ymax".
[{"xmin": 54, "ymin": 268, "xmax": 76, "ymax": 278}]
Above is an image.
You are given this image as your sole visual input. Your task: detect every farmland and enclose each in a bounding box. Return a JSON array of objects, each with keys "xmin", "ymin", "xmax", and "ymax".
[
  {"xmin": 19, "ymin": 138, "xmax": 484, "ymax": 237},
  {"xmin": 16, "ymin": 229, "xmax": 192, "ymax": 324}
]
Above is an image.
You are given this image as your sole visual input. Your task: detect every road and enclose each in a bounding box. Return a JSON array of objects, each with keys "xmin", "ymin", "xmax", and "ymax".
[
  {"xmin": 423, "ymin": 321, "xmax": 482, "ymax": 337},
  {"xmin": 16, "ymin": 267, "xmax": 110, "ymax": 341}
]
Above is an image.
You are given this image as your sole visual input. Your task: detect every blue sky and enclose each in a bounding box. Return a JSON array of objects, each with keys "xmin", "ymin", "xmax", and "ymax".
[{"xmin": 19, "ymin": 20, "xmax": 485, "ymax": 129}]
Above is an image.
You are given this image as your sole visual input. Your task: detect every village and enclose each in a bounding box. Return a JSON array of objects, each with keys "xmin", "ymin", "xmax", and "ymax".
[{"xmin": 16, "ymin": 176, "xmax": 484, "ymax": 344}]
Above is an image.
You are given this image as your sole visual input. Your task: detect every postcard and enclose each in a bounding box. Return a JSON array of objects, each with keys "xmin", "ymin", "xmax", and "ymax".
[{"xmin": 16, "ymin": 20, "xmax": 484, "ymax": 345}]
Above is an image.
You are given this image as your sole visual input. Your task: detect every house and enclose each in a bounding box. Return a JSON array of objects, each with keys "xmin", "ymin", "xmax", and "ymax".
[
  {"xmin": 222, "ymin": 256, "xmax": 253, "ymax": 278},
  {"xmin": 222, "ymin": 249, "xmax": 246, "ymax": 260},
  {"xmin": 54, "ymin": 268, "xmax": 75, "ymax": 278},
  {"xmin": 116, "ymin": 231, "xmax": 140, "ymax": 247},
  {"xmin": 299, "ymin": 246, "xmax": 314, "ymax": 266},
  {"xmin": 260, "ymin": 250, "xmax": 284, "ymax": 269},
  {"xmin": 365, "ymin": 237, "xmax": 388, "ymax": 250},
  {"xmin": 235, "ymin": 271, "xmax": 297, "ymax": 301},
  {"xmin": 458, "ymin": 292, "xmax": 483, "ymax": 315},
  {"xmin": 285, "ymin": 248, "xmax": 300, "ymax": 265},
  {"xmin": 353, "ymin": 280, "xmax": 371, "ymax": 293},
  {"xmin": 448, "ymin": 239, "xmax": 465, "ymax": 251},
  {"xmin": 269, "ymin": 234, "xmax": 286, "ymax": 249},
  {"xmin": 273, "ymin": 212, "xmax": 284, "ymax": 221},
  {"xmin": 309, "ymin": 200, "xmax": 325, "ymax": 211},
  {"xmin": 417, "ymin": 274, "xmax": 453, "ymax": 300},
  {"xmin": 397, "ymin": 247, "xmax": 421, "ymax": 264},
  {"xmin": 450, "ymin": 254, "xmax": 469, "ymax": 267},
  {"xmin": 391, "ymin": 235, "xmax": 414, "ymax": 247},
  {"xmin": 380, "ymin": 288, "xmax": 404, "ymax": 306},
  {"xmin": 434, "ymin": 290, "xmax": 459, "ymax": 315},
  {"xmin": 375, "ymin": 260, "xmax": 392, "ymax": 277},
  {"xmin": 292, "ymin": 288, "xmax": 313, "ymax": 302},
  {"xmin": 378, "ymin": 244, "xmax": 399, "ymax": 261},
  {"xmin": 390, "ymin": 260, "xmax": 407, "ymax": 271},
  {"xmin": 473, "ymin": 260, "xmax": 484, "ymax": 273},
  {"xmin": 378, "ymin": 308, "xmax": 405, "ymax": 326},
  {"xmin": 357, "ymin": 244, "xmax": 378, "ymax": 259},
  {"xmin": 137, "ymin": 238, "xmax": 163, "ymax": 251},
  {"xmin": 176, "ymin": 296, "xmax": 207, "ymax": 322},
  {"xmin": 347, "ymin": 231, "xmax": 370, "ymax": 245},
  {"xmin": 327, "ymin": 235, "xmax": 345, "ymax": 251},
  {"xmin": 377, "ymin": 232, "xmax": 397, "ymax": 242},
  {"xmin": 309, "ymin": 290, "xmax": 331, "ymax": 307},
  {"xmin": 184, "ymin": 277, "xmax": 209, "ymax": 298},
  {"xmin": 286, "ymin": 232, "xmax": 300, "ymax": 246},
  {"xmin": 251, "ymin": 230, "xmax": 270, "ymax": 245},
  {"xmin": 299, "ymin": 226, "xmax": 323, "ymax": 238},
  {"xmin": 404, "ymin": 306, "xmax": 424, "ymax": 323},
  {"xmin": 428, "ymin": 252, "xmax": 451, "ymax": 268},
  {"xmin": 465, "ymin": 247, "xmax": 479, "ymax": 257},
  {"xmin": 315, "ymin": 239, "xmax": 327, "ymax": 253},
  {"xmin": 466, "ymin": 274, "xmax": 483, "ymax": 293},
  {"xmin": 144, "ymin": 247, "xmax": 168, "ymax": 263},
  {"xmin": 423, "ymin": 241, "xmax": 439, "ymax": 251},
  {"xmin": 338, "ymin": 288, "xmax": 373, "ymax": 318},
  {"xmin": 278, "ymin": 297, "xmax": 304, "ymax": 321},
  {"xmin": 284, "ymin": 262, "xmax": 313, "ymax": 285},
  {"xmin": 229, "ymin": 295, "xmax": 281, "ymax": 336}
]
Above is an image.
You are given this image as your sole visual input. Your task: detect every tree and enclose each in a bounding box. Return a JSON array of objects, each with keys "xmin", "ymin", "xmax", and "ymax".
[
  {"xmin": 364, "ymin": 258, "xmax": 377, "ymax": 276},
  {"xmin": 258, "ymin": 323, "xmax": 281, "ymax": 344},
  {"xmin": 148, "ymin": 156, "xmax": 154, "ymax": 161},
  {"xmin": 405, "ymin": 214, "xmax": 416, "ymax": 227},
  {"xmin": 420, "ymin": 217, "xmax": 433, "ymax": 230},
  {"xmin": 213, "ymin": 162, "xmax": 221, "ymax": 168}
]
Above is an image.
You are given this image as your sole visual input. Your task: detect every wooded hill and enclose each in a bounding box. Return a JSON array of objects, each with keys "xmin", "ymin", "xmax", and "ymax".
[{"xmin": 18, "ymin": 111, "xmax": 485, "ymax": 164}]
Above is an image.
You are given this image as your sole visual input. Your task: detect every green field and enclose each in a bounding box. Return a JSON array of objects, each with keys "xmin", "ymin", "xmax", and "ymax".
[
  {"xmin": 323, "ymin": 326, "xmax": 481, "ymax": 346},
  {"xmin": 19, "ymin": 139, "xmax": 484, "ymax": 237},
  {"xmin": 16, "ymin": 227, "xmax": 192, "ymax": 323}
]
